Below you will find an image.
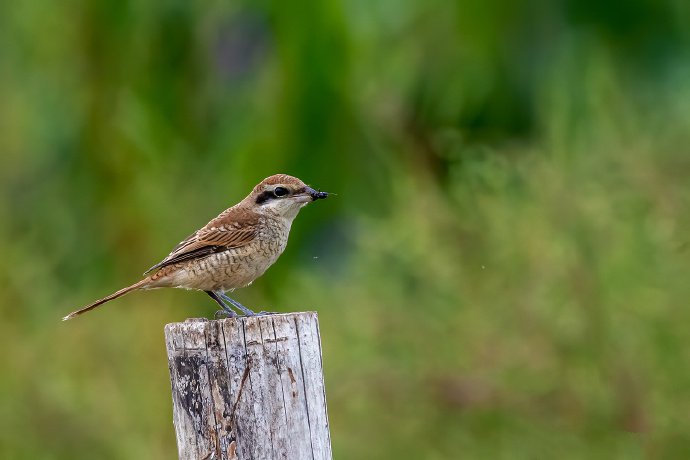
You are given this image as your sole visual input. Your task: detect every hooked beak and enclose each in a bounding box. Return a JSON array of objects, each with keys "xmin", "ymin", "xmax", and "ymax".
[{"xmin": 295, "ymin": 186, "xmax": 328, "ymax": 203}]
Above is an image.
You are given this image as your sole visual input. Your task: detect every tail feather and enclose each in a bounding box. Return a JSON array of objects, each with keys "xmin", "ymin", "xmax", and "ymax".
[{"xmin": 63, "ymin": 278, "xmax": 150, "ymax": 321}]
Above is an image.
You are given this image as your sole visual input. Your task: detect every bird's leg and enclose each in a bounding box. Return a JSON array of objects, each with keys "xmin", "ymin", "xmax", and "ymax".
[
  {"xmin": 219, "ymin": 293, "xmax": 276, "ymax": 316},
  {"xmin": 219, "ymin": 293, "xmax": 265, "ymax": 316},
  {"xmin": 206, "ymin": 291, "xmax": 237, "ymax": 318}
]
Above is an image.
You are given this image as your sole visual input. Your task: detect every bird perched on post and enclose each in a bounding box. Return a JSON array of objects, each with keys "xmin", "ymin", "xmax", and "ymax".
[{"xmin": 63, "ymin": 174, "xmax": 328, "ymax": 320}]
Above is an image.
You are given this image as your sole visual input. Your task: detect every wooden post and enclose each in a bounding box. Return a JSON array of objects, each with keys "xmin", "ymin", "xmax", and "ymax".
[{"xmin": 164, "ymin": 312, "xmax": 332, "ymax": 460}]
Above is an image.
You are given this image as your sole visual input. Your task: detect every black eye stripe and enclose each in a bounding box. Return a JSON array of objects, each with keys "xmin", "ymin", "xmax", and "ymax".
[
  {"xmin": 255, "ymin": 186, "xmax": 291, "ymax": 205},
  {"xmin": 255, "ymin": 190, "xmax": 274, "ymax": 204}
]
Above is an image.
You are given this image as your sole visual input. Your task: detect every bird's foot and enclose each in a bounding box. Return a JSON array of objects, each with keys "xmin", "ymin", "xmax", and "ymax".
[
  {"xmin": 214, "ymin": 309, "xmax": 237, "ymax": 319},
  {"xmin": 214, "ymin": 309, "xmax": 274, "ymax": 318}
]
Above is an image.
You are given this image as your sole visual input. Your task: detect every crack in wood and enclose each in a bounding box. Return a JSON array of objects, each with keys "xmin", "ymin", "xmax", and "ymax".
[{"xmin": 230, "ymin": 360, "xmax": 251, "ymax": 431}]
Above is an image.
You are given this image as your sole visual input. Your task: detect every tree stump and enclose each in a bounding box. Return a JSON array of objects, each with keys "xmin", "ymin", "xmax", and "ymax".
[{"xmin": 164, "ymin": 312, "xmax": 332, "ymax": 460}]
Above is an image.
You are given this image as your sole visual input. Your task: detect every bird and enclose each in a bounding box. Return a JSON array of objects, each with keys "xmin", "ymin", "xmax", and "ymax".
[{"xmin": 63, "ymin": 174, "xmax": 328, "ymax": 321}]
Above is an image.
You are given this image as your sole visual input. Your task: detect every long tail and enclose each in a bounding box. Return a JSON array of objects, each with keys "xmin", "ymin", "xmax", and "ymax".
[{"xmin": 63, "ymin": 278, "xmax": 151, "ymax": 321}]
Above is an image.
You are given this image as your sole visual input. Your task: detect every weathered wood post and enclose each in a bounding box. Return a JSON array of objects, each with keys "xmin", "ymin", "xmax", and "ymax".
[{"xmin": 165, "ymin": 312, "xmax": 332, "ymax": 460}]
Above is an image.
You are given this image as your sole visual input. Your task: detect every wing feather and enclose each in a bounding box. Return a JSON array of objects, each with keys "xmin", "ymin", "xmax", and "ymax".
[{"xmin": 144, "ymin": 219, "xmax": 257, "ymax": 274}]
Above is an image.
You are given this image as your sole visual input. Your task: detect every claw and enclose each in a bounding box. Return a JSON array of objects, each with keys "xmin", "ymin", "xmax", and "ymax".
[{"xmin": 214, "ymin": 309, "xmax": 236, "ymax": 319}]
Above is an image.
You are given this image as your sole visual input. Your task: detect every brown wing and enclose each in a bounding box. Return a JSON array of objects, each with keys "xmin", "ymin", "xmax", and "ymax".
[{"xmin": 144, "ymin": 220, "xmax": 257, "ymax": 274}]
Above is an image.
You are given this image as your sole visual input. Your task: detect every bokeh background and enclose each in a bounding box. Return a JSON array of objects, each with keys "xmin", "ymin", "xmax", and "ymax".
[{"xmin": 2, "ymin": 0, "xmax": 690, "ymax": 458}]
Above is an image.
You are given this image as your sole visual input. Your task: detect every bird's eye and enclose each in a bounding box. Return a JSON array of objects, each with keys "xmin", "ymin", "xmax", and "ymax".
[{"xmin": 273, "ymin": 187, "xmax": 290, "ymax": 197}]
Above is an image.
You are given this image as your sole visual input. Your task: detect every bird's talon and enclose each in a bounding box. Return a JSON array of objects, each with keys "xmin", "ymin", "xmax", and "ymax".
[
  {"xmin": 242, "ymin": 310, "xmax": 274, "ymax": 317},
  {"xmin": 214, "ymin": 309, "xmax": 236, "ymax": 319}
]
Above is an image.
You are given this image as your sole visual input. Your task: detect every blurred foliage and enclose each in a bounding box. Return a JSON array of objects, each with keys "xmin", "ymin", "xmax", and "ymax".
[{"xmin": 1, "ymin": 0, "xmax": 690, "ymax": 458}]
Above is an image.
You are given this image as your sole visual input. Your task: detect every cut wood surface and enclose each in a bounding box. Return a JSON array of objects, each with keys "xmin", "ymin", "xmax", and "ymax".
[{"xmin": 165, "ymin": 312, "xmax": 332, "ymax": 460}]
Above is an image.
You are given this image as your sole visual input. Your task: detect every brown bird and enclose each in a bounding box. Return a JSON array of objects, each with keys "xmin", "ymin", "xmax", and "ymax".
[{"xmin": 63, "ymin": 174, "xmax": 328, "ymax": 320}]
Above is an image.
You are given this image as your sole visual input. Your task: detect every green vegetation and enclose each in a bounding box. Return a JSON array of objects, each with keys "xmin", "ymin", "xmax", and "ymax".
[{"xmin": 1, "ymin": 0, "xmax": 690, "ymax": 458}]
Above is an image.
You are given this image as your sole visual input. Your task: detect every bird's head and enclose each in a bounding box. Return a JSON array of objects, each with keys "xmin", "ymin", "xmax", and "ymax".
[{"xmin": 248, "ymin": 174, "xmax": 328, "ymax": 219}]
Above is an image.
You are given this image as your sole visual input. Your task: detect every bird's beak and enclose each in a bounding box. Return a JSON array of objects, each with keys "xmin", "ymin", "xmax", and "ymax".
[{"xmin": 295, "ymin": 186, "xmax": 328, "ymax": 203}]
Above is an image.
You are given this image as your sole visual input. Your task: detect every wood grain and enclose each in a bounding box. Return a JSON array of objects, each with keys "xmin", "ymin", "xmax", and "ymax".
[{"xmin": 165, "ymin": 312, "xmax": 332, "ymax": 460}]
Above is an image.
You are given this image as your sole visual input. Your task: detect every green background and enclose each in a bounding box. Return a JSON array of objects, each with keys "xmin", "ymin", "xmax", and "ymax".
[{"xmin": 2, "ymin": 0, "xmax": 690, "ymax": 458}]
